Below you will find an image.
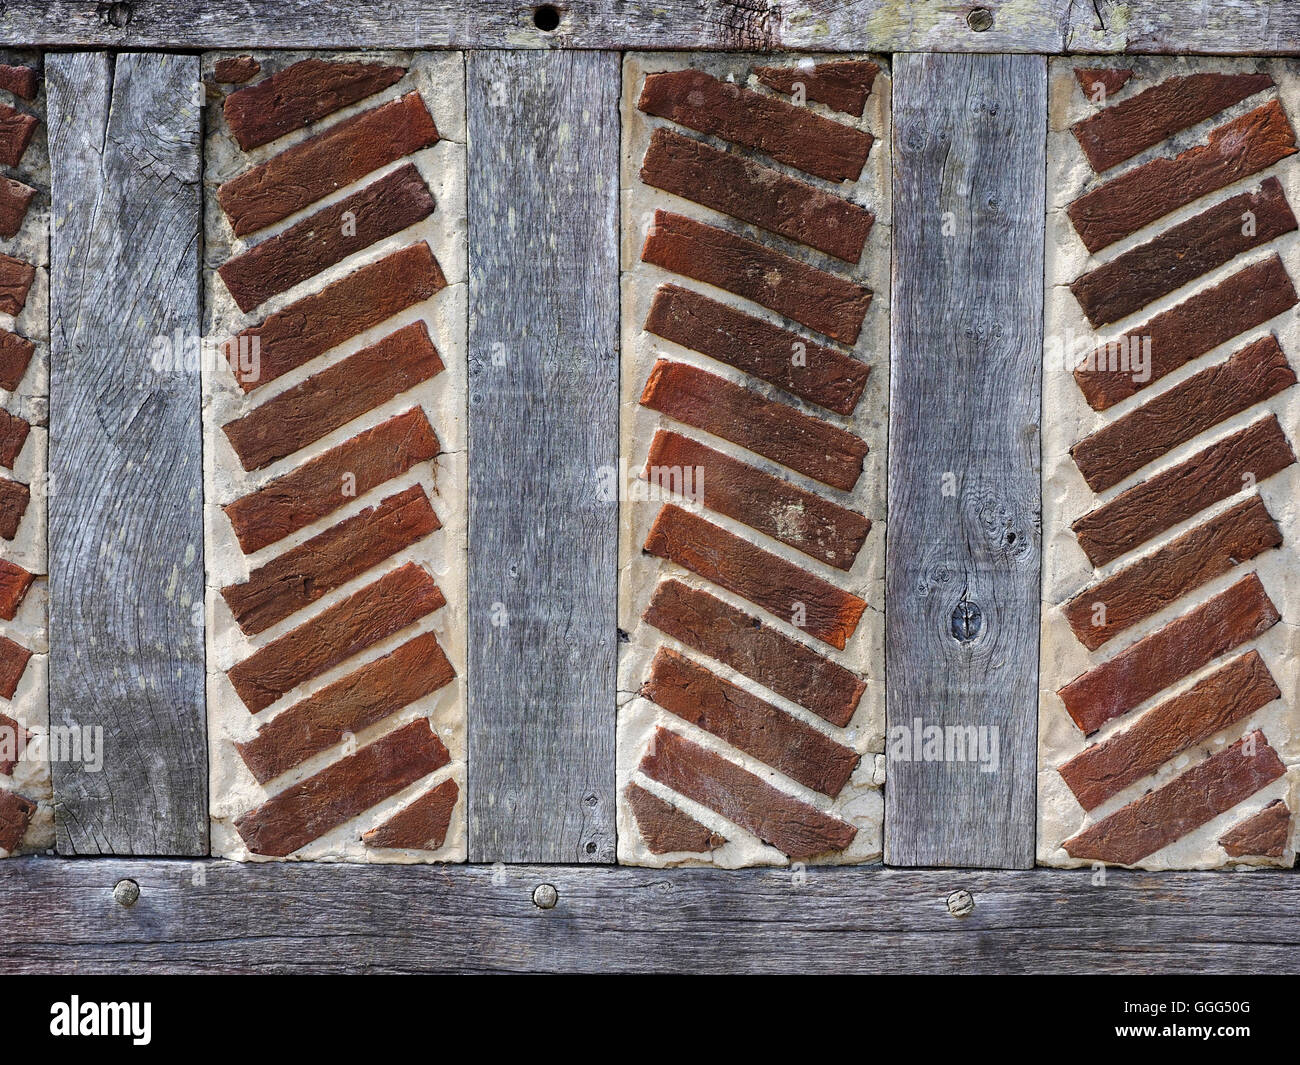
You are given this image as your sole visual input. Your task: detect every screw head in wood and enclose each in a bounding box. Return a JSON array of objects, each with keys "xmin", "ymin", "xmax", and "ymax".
[
  {"xmin": 113, "ymin": 879, "xmax": 140, "ymax": 908},
  {"xmin": 533, "ymin": 883, "xmax": 559, "ymax": 909},
  {"xmin": 946, "ymin": 889, "xmax": 975, "ymax": 918},
  {"xmin": 967, "ymin": 8, "xmax": 994, "ymax": 31}
]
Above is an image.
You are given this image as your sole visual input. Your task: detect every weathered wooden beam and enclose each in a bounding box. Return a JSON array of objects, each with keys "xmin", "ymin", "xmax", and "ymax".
[
  {"xmin": 2, "ymin": 856, "xmax": 1297, "ymax": 973},
  {"xmin": 885, "ymin": 53, "xmax": 1045, "ymax": 868},
  {"xmin": 46, "ymin": 52, "xmax": 206, "ymax": 854},
  {"xmin": 1070, "ymin": 0, "xmax": 1300, "ymax": 55},
  {"xmin": 466, "ymin": 51, "xmax": 618, "ymax": 863}
]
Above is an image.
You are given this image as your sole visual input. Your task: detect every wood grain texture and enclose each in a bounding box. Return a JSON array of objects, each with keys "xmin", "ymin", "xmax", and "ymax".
[
  {"xmin": 466, "ymin": 51, "xmax": 617, "ymax": 863},
  {"xmin": 886, "ymin": 53, "xmax": 1044, "ymax": 868},
  {"xmin": 46, "ymin": 53, "xmax": 206, "ymax": 855},
  {"xmin": 1070, "ymin": 0, "xmax": 1300, "ymax": 55},
  {"xmin": 4, "ymin": 857, "xmax": 1300, "ymax": 974}
]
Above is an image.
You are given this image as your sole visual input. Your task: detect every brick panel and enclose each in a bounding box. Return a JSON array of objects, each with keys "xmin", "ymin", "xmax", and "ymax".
[
  {"xmin": 619, "ymin": 53, "xmax": 888, "ymax": 868},
  {"xmin": 203, "ymin": 51, "xmax": 466, "ymax": 863},
  {"xmin": 1040, "ymin": 58, "xmax": 1300, "ymax": 869}
]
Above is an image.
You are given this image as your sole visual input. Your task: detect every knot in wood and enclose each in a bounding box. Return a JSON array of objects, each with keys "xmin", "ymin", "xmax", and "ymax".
[{"xmin": 951, "ymin": 598, "xmax": 983, "ymax": 642}]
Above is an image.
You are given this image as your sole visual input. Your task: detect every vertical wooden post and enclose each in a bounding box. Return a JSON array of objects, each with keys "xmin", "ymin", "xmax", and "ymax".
[
  {"xmin": 466, "ymin": 51, "xmax": 619, "ymax": 863},
  {"xmin": 886, "ymin": 53, "xmax": 1046, "ymax": 868},
  {"xmin": 46, "ymin": 52, "xmax": 207, "ymax": 854}
]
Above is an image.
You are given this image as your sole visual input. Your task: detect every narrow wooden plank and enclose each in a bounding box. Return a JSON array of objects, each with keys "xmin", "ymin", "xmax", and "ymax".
[
  {"xmin": 885, "ymin": 53, "xmax": 1045, "ymax": 868},
  {"xmin": 46, "ymin": 52, "xmax": 206, "ymax": 854},
  {"xmin": 466, "ymin": 51, "xmax": 617, "ymax": 863},
  {"xmin": 4, "ymin": 858, "xmax": 1300, "ymax": 974}
]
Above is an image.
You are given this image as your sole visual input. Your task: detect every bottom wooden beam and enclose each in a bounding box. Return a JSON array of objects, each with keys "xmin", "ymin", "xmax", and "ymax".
[{"xmin": 1, "ymin": 858, "xmax": 1295, "ymax": 974}]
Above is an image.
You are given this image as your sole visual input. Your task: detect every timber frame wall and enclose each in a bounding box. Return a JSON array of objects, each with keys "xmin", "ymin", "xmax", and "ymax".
[{"xmin": 3, "ymin": 0, "xmax": 1300, "ymax": 974}]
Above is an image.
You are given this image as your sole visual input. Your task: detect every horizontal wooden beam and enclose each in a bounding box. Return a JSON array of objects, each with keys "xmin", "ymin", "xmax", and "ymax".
[{"xmin": 3, "ymin": 857, "xmax": 1298, "ymax": 973}]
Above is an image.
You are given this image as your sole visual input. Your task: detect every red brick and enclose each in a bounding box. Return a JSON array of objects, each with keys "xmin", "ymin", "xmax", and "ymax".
[
  {"xmin": 1063, "ymin": 496, "xmax": 1281, "ymax": 651},
  {"xmin": 0, "ymin": 788, "xmax": 34, "ymax": 851},
  {"xmin": 645, "ymin": 283, "xmax": 869, "ymax": 415},
  {"xmin": 643, "ymin": 646, "xmax": 859, "ymax": 796},
  {"xmin": 645, "ymin": 429, "xmax": 869, "ymax": 570},
  {"xmin": 1058, "ymin": 573, "xmax": 1280, "ymax": 735},
  {"xmin": 642, "ymin": 210, "xmax": 871, "ymax": 344},
  {"xmin": 640, "ymin": 359, "xmax": 867, "ymax": 491},
  {"xmin": 0, "ymin": 254, "xmax": 35, "ymax": 317},
  {"xmin": 1070, "ymin": 72, "xmax": 1273, "ymax": 172},
  {"xmin": 0, "ymin": 711, "xmax": 27, "ymax": 775},
  {"xmin": 0, "ymin": 478, "xmax": 29, "ymax": 540},
  {"xmin": 643, "ymin": 578, "xmax": 865, "ymax": 728},
  {"xmin": 235, "ymin": 717, "xmax": 448, "ymax": 856},
  {"xmin": 1071, "ymin": 334, "xmax": 1295, "ymax": 493},
  {"xmin": 224, "ymin": 58, "xmax": 406, "ymax": 150},
  {"xmin": 223, "ymin": 485, "xmax": 439, "ymax": 636},
  {"xmin": 0, "ymin": 330, "xmax": 33, "ymax": 393},
  {"xmin": 1069, "ymin": 101, "xmax": 1297, "ymax": 253},
  {"xmin": 227, "ymin": 561, "xmax": 445, "ymax": 713},
  {"xmin": 625, "ymin": 781, "xmax": 725, "ymax": 854},
  {"xmin": 753, "ymin": 60, "xmax": 879, "ymax": 118},
  {"xmin": 225, "ymin": 243, "xmax": 445, "ymax": 392},
  {"xmin": 218, "ymin": 164, "xmax": 436, "ymax": 313},
  {"xmin": 639, "ymin": 727, "xmax": 856, "ymax": 859},
  {"xmin": 1063, "ymin": 730, "xmax": 1284, "ymax": 865},
  {"xmin": 0, "ymin": 634, "xmax": 30, "ymax": 699},
  {"xmin": 1070, "ymin": 178, "xmax": 1297, "ymax": 327},
  {"xmin": 237, "ymin": 630, "xmax": 454, "ymax": 784},
  {"xmin": 638, "ymin": 68, "xmax": 872, "ymax": 183},
  {"xmin": 640, "ymin": 129, "xmax": 874, "ymax": 262},
  {"xmin": 0, "ymin": 409, "xmax": 28, "ymax": 470},
  {"xmin": 223, "ymin": 407, "xmax": 439, "ymax": 555},
  {"xmin": 0, "ymin": 65, "xmax": 38, "ymax": 102},
  {"xmin": 1072, "ymin": 415, "xmax": 1295, "ymax": 567},
  {"xmin": 218, "ymin": 92, "xmax": 439, "ymax": 236},
  {"xmin": 0, "ymin": 103, "xmax": 36, "ymax": 167},
  {"xmin": 1058, "ymin": 651, "xmax": 1279, "ymax": 810},
  {"xmin": 0, "ymin": 176, "xmax": 34, "ymax": 239},
  {"xmin": 1074, "ymin": 256, "xmax": 1298, "ymax": 411},
  {"xmin": 214, "ymin": 55, "xmax": 260, "ymax": 84},
  {"xmin": 362, "ymin": 777, "xmax": 458, "ymax": 850},
  {"xmin": 0, "ymin": 558, "xmax": 34, "ymax": 621},
  {"xmin": 1074, "ymin": 67, "xmax": 1133, "ymax": 99},
  {"xmin": 645, "ymin": 503, "xmax": 866, "ymax": 650},
  {"xmin": 1219, "ymin": 798, "xmax": 1290, "ymax": 858}
]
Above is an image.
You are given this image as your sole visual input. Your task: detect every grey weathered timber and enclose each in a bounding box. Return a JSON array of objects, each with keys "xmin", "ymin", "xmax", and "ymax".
[
  {"xmin": 1070, "ymin": 0, "xmax": 1300, "ymax": 55},
  {"xmin": 886, "ymin": 53, "xmax": 1045, "ymax": 869},
  {"xmin": 2, "ymin": 857, "xmax": 1298, "ymax": 974},
  {"xmin": 47, "ymin": 52, "xmax": 206, "ymax": 855},
  {"xmin": 466, "ymin": 51, "xmax": 618, "ymax": 863}
]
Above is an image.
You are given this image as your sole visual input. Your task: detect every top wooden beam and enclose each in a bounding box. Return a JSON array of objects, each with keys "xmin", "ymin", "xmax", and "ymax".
[{"xmin": 1, "ymin": 0, "xmax": 1295, "ymax": 54}]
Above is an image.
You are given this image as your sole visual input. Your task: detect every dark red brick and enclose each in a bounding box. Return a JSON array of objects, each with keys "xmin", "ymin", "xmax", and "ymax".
[
  {"xmin": 1074, "ymin": 256, "xmax": 1298, "ymax": 411},
  {"xmin": 645, "ymin": 283, "xmax": 869, "ymax": 415},
  {"xmin": 1072, "ymin": 415, "xmax": 1295, "ymax": 567},
  {"xmin": 638, "ymin": 68, "xmax": 872, "ymax": 183},
  {"xmin": 223, "ymin": 485, "xmax": 439, "ymax": 636},
  {"xmin": 0, "ymin": 634, "xmax": 30, "ymax": 698},
  {"xmin": 0, "ymin": 103, "xmax": 36, "ymax": 167},
  {"xmin": 642, "ymin": 210, "xmax": 871, "ymax": 344},
  {"xmin": 218, "ymin": 164, "xmax": 435, "ymax": 313},
  {"xmin": 0, "ymin": 409, "xmax": 28, "ymax": 470},
  {"xmin": 223, "ymin": 407, "xmax": 439, "ymax": 554},
  {"xmin": 1219, "ymin": 798, "xmax": 1290, "ymax": 858},
  {"xmin": 0, "ymin": 788, "xmax": 34, "ymax": 851},
  {"xmin": 640, "ymin": 359, "xmax": 867, "ymax": 491},
  {"xmin": 0, "ymin": 254, "xmax": 35, "ymax": 317},
  {"xmin": 1072, "ymin": 334, "xmax": 1295, "ymax": 493},
  {"xmin": 225, "ymin": 242, "xmax": 445, "ymax": 392},
  {"xmin": 213, "ymin": 55, "xmax": 260, "ymax": 84},
  {"xmin": 645, "ymin": 429, "xmax": 869, "ymax": 570},
  {"xmin": 1063, "ymin": 730, "xmax": 1284, "ymax": 865},
  {"xmin": 237, "ymin": 630, "xmax": 454, "ymax": 784},
  {"xmin": 0, "ymin": 330, "xmax": 33, "ymax": 393},
  {"xmin": 224, "ymin": 58, "xmax": 406, "ymax": 150},
  {"xmin": 643, "ymin": 578, "xmax": 866, "ymax": 728},
  {"xmin": 0, "ymin": 478, "xmax": 29, "ymax": 540},
  {"xmin": 643, "ymin": 646, "xmax": 859, "ymax": 796},
  {"xmin": 0, "ymin": 558, "xmax": 33, "ymax": 621},
  {"xmin": 754, "ymin": 60, "xmax": 879, "ymax": 118},
  {"xmin": 1070, "ymin": 178, "xmax": 1297, "ymax": 327},
  {"xmin": 1070, "ymin": 72, "xmax": 1273, "ymax": 172},
  {"xmin": 0, "ymin": 65, "xmax": 38, "ymax": 102},
  {"xmin": 640, "ymin": 727, "xmax": 856, "ymax": 859},
  {"xmin": 218, "ymin": 92, "xmax": 438, "ymax": 236},
  {"xmin": 1058, "ymin": 573, "xmax": 1280, "ymax": 735},
  {"xmin": 227, "ymin": 561, "xmax": 444, "ymax": 714},
  {"xmin": 625, "ymin": 781, "xmax": 725, "ymax": 855},
  {"xmin": 362, "ymin": 777, "xmax": 458, "ymax": 850},
  {"xmin": 1059, "ymin": 651, "xmax": 1279, "ymax": 811},
  {"xmin": 640, "ymin": 128, "xmax": 874, "ymax": 262},
  {"xmin": 1074, "ymin": 67, "xmax": 1133, "ymax": 99},
  {"xmin": 0, "ymin": 711, "xmax": 27, "ymax": 775},
  {"xmin": 0, "ymin": 176, "xmax": 34, "ymax": 239},
  {"xmin": 235, "ymin": 717, "xmax": 449, "ymax": 856},
  {"xmin": 1069, "ymin": 100, "xmax": 1297, "ymax": 253}
]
